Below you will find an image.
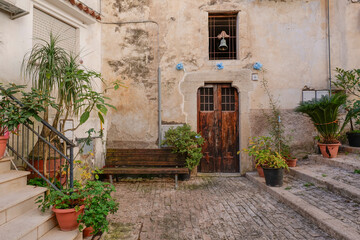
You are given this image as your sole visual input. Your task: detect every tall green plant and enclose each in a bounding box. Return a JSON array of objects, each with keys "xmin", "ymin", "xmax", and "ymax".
[
  {"xmin": 334, "ymin": 68, "xmax": 360, "ymax": 132},
  {"xmin": 261, "ymin": 75, "xmax": 291, "ymax": 157},
  {"xmin": 295, "ymin": 93, "xmax": 347, "ymax": 143},
  {"xmin": 22, "ymin": 33, "xmax": 115, "ymax": 161}
]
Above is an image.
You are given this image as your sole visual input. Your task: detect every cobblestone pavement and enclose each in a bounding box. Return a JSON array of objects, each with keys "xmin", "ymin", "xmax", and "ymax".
[
  {"xmin": 298, "ymin": 160, "xmax": 360, "ymax": 189},
  {"xmin": 285, "ymin": 175, "xmax": 360, "ymax": 234},
  {"xmin": 108, "ymin": 177, "xmax": 334, "ymax": 240}
]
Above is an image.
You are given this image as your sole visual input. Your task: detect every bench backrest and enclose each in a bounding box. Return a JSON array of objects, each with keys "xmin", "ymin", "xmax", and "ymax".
[{"xmin": 106, "ymin": 148, "xmax": 186, "ymax": 167}]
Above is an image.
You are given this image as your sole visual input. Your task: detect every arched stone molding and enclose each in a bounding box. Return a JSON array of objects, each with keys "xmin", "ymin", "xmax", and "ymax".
[{"xmin": 179, "ymin": 69, "xmax": 253, "ymax": 174}]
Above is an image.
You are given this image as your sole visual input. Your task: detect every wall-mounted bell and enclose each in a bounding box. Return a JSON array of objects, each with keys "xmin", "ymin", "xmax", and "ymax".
[{"xmin": 218, "ymin": 37, "xmax": 228, "ymax": 51}]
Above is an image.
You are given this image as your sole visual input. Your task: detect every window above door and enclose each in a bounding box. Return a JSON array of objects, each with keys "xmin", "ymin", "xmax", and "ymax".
[{"xmin": 208, "ymin": 12, "xmax": 238, "ymax": 60}]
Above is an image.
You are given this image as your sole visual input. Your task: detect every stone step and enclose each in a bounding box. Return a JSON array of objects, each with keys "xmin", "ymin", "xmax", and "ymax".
[
  {"xmin": 0, "ymin": 170, "xmax": 29, "ymax": 195},
  {"xmin": 0, "ymin": 157, "xmax": 13, "ymax": 174},
  {"xmin": 39, "ymin": 227, "xmax": 82, "ymax": 240},
  {"xmin": 308, "ymin": 153, "xmax": 360, "ymax": 171},
  {"xmin": 0, "ymin": 185, "xmax": 47, "ymax": 226},
  {"xmin": 246, "ymin": 172, "xmax": 360, "ymax": 240},
  {"xmin": 0, "ymin": 208, "xmax": 56, "ymax": 240},
  {"xmin": 340, "ymin": 145, "xmax": 360, "ymax": 154},
  {"xmin": 289, "ymin": 165, "xmax": 360, "ymax": 201}
]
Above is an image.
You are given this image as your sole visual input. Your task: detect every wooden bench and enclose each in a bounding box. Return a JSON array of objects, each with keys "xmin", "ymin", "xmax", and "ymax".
[{"xmin": 102, "ymin": 148, "xmax": 189, "ymax": 188}]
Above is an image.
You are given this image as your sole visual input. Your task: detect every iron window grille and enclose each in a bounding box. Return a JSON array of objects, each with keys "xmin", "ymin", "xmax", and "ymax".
[{"xmin": 208, "ymin": 12, "xmax": 237, "ymax": 60}]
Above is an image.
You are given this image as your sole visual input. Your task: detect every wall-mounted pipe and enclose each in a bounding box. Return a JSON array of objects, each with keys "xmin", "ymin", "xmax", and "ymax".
[
  {"xmin": 327, "ymin": 0, "xmax": 332, "ymax": 96},
  {"xmin": 101, "ymin": 20, "xmax": 162, "ymax": 148}
]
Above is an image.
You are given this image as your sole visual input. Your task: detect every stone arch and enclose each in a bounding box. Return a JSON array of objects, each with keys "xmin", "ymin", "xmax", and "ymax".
[{"xmin": 179, "ymin": 69, "xmax": 254, "ymax": 174}]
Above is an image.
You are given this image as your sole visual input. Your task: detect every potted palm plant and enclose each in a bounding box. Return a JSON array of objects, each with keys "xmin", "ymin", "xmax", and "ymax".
[{"xmin": 295, "ymin": 93, "xmax": 347, "ymax": 158}]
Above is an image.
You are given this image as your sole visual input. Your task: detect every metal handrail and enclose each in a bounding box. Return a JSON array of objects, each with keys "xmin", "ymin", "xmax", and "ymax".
[
  {"xmin": 1, "ymin": 86, "xmax": 74, "ymax": 189},
  {"xmin": 0, "ymin": 86, "xmax": 75, "ymax": 147}
]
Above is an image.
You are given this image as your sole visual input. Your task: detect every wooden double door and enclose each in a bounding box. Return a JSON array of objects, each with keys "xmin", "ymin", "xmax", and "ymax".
[{"xmin": 197, "ymin": 84, "xmax": 239, "ymax": 173}]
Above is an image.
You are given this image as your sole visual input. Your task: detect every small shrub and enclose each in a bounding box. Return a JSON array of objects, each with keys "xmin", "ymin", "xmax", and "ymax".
[{"xmin": 162, "ymin": 124, "xmax": 204, "ymax": 170}]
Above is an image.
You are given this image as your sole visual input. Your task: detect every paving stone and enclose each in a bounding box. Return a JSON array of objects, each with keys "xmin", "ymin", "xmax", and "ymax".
[{"xmin": 108, "ymin": 177, "xmax": 333, "ymax": 240}]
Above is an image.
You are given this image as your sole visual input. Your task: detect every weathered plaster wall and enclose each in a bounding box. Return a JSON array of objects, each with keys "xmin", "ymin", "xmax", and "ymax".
[{"xmin": 101, "ymin": 0, "xmax": 360, "ymax": 173}]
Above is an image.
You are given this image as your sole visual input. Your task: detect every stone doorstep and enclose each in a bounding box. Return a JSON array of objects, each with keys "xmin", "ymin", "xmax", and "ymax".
[
  {"xmin": 308, "ymin": 154, "xmax": 360, "ymax": 172},
  {"xmin": 289, "ymin": 167, "xmax": 360, "ymax": 202},
  {"xmin": 246, "ymin": 172, "xmax": 360, "ymax": 240}
]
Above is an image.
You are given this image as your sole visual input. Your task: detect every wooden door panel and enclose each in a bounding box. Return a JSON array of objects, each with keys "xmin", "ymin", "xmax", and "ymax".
[
  {"xmin": 198, "ymin": 112, "xmax": 216, "ymax": 172},
  {"xmin": 198, "ymin": 84, "xmax": 239, "ymax": 173}
]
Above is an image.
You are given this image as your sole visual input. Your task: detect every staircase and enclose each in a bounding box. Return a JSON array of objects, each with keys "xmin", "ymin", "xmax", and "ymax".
[
  {"xmin": 0, "ymin": 157, "xmax": 81, "ymax": 240},
  {"xmin": 247, "ymin": 151, "xmax": 360, "ymax": 240}
]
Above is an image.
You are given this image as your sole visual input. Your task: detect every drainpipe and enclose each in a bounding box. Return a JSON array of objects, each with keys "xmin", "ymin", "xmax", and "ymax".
[
  {"xmin": 101, "ymin": 21, "xmax": 162, "ymax": 148},
  {"xmin": 327, "ymin": 0, "xmax": 332, "ymax": 96}
]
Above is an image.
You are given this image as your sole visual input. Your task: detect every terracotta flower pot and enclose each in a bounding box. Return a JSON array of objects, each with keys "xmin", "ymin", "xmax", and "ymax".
[
  {"xmin": 317, "ymin": 142, "xmax": 341, "ymax": 158},
  {"xmin": 286, "ymin": 158, "xmax": 297, "ymax": 167},
  {"xmin": 77, "ymin": 3, "xmax": 83, "ymax": 10},
  {"xmin": 0, "ymin": 135, "xmax": 10, "ymax": 159},
  {"xmin": 256, "ymin": 165, "xmax": 264, "ymax": 177},
  {"xmin": 69, "ymin": 0, "xmax": 76, "ymax": 5},
  {"xmin": 83, "ymin": 226, "xmax": 94, "ymax": 238},
  {"xmin": 52, "ymin": 205, "xmax": 85, "ymax": 231}
]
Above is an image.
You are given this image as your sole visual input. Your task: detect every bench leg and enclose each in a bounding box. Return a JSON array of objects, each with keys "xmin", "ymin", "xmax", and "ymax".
[
  {"xmin": 109, "ymin": 175, "xmax": 114, "ymax": 185},
  {"xmin": 175, "ymin": 174, "xmax": 178, "ymax": 189}
]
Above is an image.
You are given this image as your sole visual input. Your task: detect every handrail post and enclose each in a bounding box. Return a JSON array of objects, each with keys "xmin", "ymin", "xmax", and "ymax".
[{"xmin": 69, "ymin": 146, "xmax": 74, "ymax": 188}]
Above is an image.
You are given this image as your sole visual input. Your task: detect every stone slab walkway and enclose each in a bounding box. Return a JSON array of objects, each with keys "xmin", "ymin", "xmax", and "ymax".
[{"xmin": 105, "ymin": 177, "xmax": 333, "ymax": 240}]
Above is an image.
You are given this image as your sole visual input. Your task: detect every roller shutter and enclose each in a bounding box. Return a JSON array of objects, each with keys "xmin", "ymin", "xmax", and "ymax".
[{"xmin": 33, "ymin": 8, "xmax": 77, "ymax": 54}]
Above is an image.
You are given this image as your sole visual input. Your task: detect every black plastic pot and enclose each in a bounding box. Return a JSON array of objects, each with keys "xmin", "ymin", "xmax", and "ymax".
[
  {"xmin": 346, "ymin": 132, "xmax": 360, "ymax": 147},
  {"xmin": 263, "ymin": 168, "xmax": 284, "ymax": 187}
]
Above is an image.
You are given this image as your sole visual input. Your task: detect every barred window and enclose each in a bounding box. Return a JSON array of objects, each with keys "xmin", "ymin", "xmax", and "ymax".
[{"xmin": 209, "ymin": 12, "xmax": 237, "ymax": 60}]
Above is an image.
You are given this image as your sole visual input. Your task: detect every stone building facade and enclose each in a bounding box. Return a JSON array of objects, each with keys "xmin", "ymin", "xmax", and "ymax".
[
  {"xmin": 101, "ymin": 0, "xmax": 360, "ymax": 174},
  {"xmin": 2, "ymin": 0, "xmax": 360, "ymax": 174}
]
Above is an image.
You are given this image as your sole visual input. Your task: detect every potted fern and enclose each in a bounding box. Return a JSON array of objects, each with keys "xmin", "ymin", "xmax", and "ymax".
[{"xmin": 295, "ymin": 93, "xmax": 347, "ymax": 158}]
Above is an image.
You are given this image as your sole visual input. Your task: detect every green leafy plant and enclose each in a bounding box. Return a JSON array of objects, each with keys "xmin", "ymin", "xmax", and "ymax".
[
  {"xmin": 354, "ymin": 169, "xmax": 360, "ymax": 174},
  {"xmin": 242, "ymin": 136, "xmax": 288, "ymax": 169},
  {"xmin": 0, "ymin": 84, "xmax": 53, "ymax": 136},
  {"xmin": 28, "ymin": 177, "xmax": 48, "ymax": 187},
  {"xmin": 36, "ymin": 187, "xmax": 85, "ymax": 212},
  {"xmin": 295, "ymin": 93, "xmax": 347, "ymax": 143},
  {"xmin": 77, "ymin": 180, "xmax": 119, "ymax": 235},
  {"xmin": 285, "ymin": 186, "xmax": 292, "ymax": 190},
  {"xmin": 303, "ymin": 182, "xmax": 315, "ymax": 187},
  {"xmin": 334, "ymin": 68, "xmax": 360, "ymax": 133},
  {"xmin": 321, "ymin": 174, "xmax": 327, "ymax": 177},
  {"xmin": 242, "ymin": 136, "xmax": 272, "ymax": 167},
  {"xmin": 162, "ymin": 124, "xmax": 204, "ymax": 170}
]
